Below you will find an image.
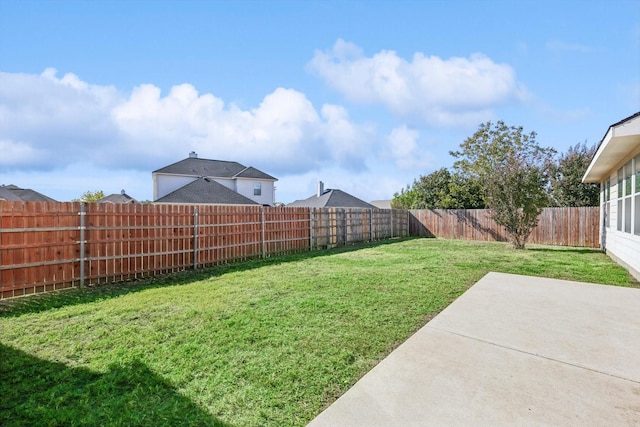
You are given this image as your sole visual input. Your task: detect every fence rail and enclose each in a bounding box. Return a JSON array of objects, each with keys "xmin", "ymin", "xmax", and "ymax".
[
  {"xmin": 1, "ymin": 202, "xmax": 408, "ymax": 299},
  {"xmin": 409, "ymin": 207, "xmax": 600, "ymax": 248},
  {"xmin": 1, "ymin": 203, "xmax": 598, "ymax": 299}
]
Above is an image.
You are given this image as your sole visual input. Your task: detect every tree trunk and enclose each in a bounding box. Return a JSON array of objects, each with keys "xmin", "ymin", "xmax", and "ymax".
[{"xmin": 512, "ymin": 236, "xmax": 526, "ymax": 249}]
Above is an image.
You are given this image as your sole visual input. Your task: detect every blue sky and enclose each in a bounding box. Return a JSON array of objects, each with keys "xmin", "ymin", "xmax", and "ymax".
[{"xmin": 1, "ymin": 0, "xmax": 639, "ymax": 203}]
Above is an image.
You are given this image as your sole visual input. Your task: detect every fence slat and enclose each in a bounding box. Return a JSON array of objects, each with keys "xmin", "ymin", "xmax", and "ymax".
[
  {"xmin": 2, "ymin": 202, "xmax": 593, "ymax": 299},
  {"xmin": 409, "ymin": 207, "xmax": 599, "ymax": 248},
  {"xmin": 1, "ymin": 202, "xmax": 408, "ymax": 298}
]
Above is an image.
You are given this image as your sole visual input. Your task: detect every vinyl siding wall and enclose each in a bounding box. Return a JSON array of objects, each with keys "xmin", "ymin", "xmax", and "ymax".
[
  {"xmin": 600, "ymin": 148, "xmax": 640, "ymax": 281},
  {"xmin": 235, "ymin": 179, "xmax": 275, "ymax": 205},
  {"xmin": 154, "ymin": 174, "xmax": 196, "ymax": 200}
]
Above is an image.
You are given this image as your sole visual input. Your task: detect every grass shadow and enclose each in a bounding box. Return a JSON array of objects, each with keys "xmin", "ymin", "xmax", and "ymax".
[
  {"xmin": 0, "ymin": 237, "xmax": 415, "ymax": 318},
  {"xmin": 0, "ymin": 343, "xmax": 229, "ymax": 426},
  {"xmin": 526, "ymin": 246, "xmax": 602, "ymax": 254}
]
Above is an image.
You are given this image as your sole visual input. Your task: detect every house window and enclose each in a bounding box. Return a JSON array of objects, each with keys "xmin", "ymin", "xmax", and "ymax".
[
  {"xmin": 604, "ymin": 179, "xmax": 610, "ymax": 230},
  {"xmin": 616, "ymin": 157, "xmax": 640, "ymax": 235},
  {"xmin": 253, "ymin": 183, "xmax": 262, "ymax": 196},
  {"xmin": 623, "ymin": 160, "xmax": 633, "ymax": 233},
  {"xmin": 635, "ymin": 154, "xmax": 640, "ymax": 236},
  {"xmin": 617, "ymin": 168, "xmax": 623, "ymax": 231}
]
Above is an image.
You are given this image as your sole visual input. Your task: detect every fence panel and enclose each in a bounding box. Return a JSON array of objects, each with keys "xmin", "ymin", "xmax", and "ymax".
[
  {"xmin": 264, "ymin": 206, "xmax": 310, "ymax": 256},
  {"xmin": 195, "ymin": 205, "xmax": 262, "ymax": 266},
  {"xmin": 1, "ymin": 202, "xmax": 408, "ymax": 299},
  {"xmin": 409, "ymin": 207, "xmax": 599, "ymax": 247},
  {"xmin": 0, "ymin": 201, "xmax": 82, "ymax": 298},
  {"xmin": 1, "ymin": 203, "xmax": 600, "ymax": 300}
]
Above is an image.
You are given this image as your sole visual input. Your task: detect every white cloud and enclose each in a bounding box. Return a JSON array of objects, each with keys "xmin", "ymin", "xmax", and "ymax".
[
  {"xmin": 111, "ymin": 84, "xmax": 377, "ymax": 173},
  {"xmin": 0, "ymin": 69, "xmax": 121, "ymax": 170},
  {"xmin": 307, "ymin": 39, "xmax": 526, "ymax": 127},
  {"xmin": 277, "ymin": 166, "xmax": 409, "ymax": 205},
  {"xmin": 320, "ymin": 104, "xmax": 376, "ymax": 169},
  {"xmin": 0, "ymin": 67, "xmax": 469, "ymax": 203},
  {"xmin": 0, "ymin": 69, "xmax": 374, "ymax": 176},
  {"xmin": 0, "ymin": 139, "xmax": 49, "ymax": 168},
  {"xmin": 385, "ymin": 126, "xmax": 434, "ymax": 171}
]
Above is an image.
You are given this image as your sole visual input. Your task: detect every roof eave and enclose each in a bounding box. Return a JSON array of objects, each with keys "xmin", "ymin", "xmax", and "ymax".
[{"xmin": 582, "ymin": 113, "xmax": 640, "ymax": 183}]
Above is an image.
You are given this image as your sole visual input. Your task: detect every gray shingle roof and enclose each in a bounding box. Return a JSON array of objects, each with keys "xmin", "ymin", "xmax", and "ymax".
[
  {"xmin": 370, "ymin": 200, "xmax": 392, "ymax": 209},
  {"xmin": 234, "ymin": 166, "xmax": 277, "ymax": 181},
  {"xmin": 287, "ymin": 189, "xmax": 377, "ymax": 209},
  {"xmin": 153, "ymin": 157, "xmax": 276, "ymax": 181},
  {"xmin": 154, "ymin": 158, "xmax": 246, "ymax": 177},
  {"xmin": 155, "ymin": 177, "xmax": 259, "ymax": 205},
  {"xmin": 0, "ymin": 184, "xmax": 57, "ymax": 202},
  {"xmin": 0, "ymin": 187, "xmax": 23, "ymax": 201},
  {"xmin": 98, "ymin": 191, "xmax": 139, "ymax": 204}
]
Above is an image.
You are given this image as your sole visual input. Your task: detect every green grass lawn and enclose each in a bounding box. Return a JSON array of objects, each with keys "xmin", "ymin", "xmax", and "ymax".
[{"xmin": 1, "ymin": 238, "xmax": 637, "ymax": 426}]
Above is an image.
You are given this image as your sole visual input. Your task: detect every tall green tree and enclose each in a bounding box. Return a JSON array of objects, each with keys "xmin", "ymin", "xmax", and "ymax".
[
  {"xmin": 550, "ymin": 142, "xmax": 599, "ymax": 206},
  {"xmin": 73, "ymin": 190, "xmax": 105, "ymax": 203},
  {"xmin": 450, "ymin": 121, "xmax": 555, "ymax": 249},
  {"xmin": 444, "ymin": 173, "xmax": 485, "ymax": 209},
  {"xmin": 391, "ymin": 168, "xmax": 484, "ymax": 209}
]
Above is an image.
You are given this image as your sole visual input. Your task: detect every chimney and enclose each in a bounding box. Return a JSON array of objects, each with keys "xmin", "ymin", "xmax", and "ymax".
[
  {"xmin": 121, "ymin": 189, "xmax": 126, "ymax": 195},
  {"xmin": 317, "ymin": 181, "xmax": 324, "ymax": 197},
  {"xmin": 189, "ymin": 151, "xmax": 198, "ymax": 158}
]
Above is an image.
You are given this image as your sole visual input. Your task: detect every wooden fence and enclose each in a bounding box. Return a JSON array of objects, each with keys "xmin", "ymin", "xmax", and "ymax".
[
  {"xmin": 0, "ymin": 202, "xmax": 409, "ymax": 299},
  {"xmin": 409, "ymin": 207, "xmax": 600, "ymax": 248}
]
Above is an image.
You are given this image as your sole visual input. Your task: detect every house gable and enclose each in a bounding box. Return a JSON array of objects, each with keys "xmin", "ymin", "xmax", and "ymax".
[
  {"xmin": 155, "ymin": 177, "xmax": 259, "ymax": 205},
  {"xmin": 234, "ymin": 166, "xmax": 277, "ymax": 181}
]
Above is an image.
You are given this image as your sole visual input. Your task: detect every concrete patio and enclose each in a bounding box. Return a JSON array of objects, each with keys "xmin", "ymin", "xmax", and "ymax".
[{"xmin": 307, "ymin": 272, "xmax": 640, "ymax": 426}]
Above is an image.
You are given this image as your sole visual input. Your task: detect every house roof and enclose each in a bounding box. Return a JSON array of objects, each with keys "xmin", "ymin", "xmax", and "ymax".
[
  {"xmin": 287, "ymin": 189, "xmax": 377, "ymax": 209},
  {"xmin": 234, "ymin": 166, "xmax": 277, "ymax": 180},
  {"xmin": 583, "ymin": 111, "xmax": 640, "ymax": 183},
  {"xmin": 155, "ymin": 177, "xmax": 259, "ymax": 205},
  {"xmin": 0, "ymin": 184, "xmax": 58, "ymax": 202},
  {"xmin": 97, "ymin": 190, "xmax": 139, "ymax": 204},
  {"xmin": 153, "ymin": 157, "xmax": 276, "ymax": 181},
  {"xmin": 0, "ymin": 186, "xmax": 23, "ymax": 201},
  {"xmin": 370, "ymin": 200, "xmax": 392, "ymax": 209}
]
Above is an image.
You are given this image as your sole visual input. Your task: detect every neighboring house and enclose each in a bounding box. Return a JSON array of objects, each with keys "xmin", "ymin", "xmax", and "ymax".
[
  {"xmin": 287, "ymin": 181, "xmax": 377, "ymax": 209},
  {"xmin": 582, "ymin": 111, "xmax": 640, "ymax": 281},
  {"xmin": 370, "ymin": 200, "xmax": 392, "ymax": 209},
  {"xmin": 152, "ymin": 152, "xmax": 277, "ymax": 205},
  {"xmin": 155, "ymin": 177, "xmax": 259, "ymax": 205},
  {"xmin": 0, "ymin": 184, "xmax": 57, "ymax": 202},
  {"xmin": 97, "ymin": 190, "xmax": 139, "ymax": 204}
]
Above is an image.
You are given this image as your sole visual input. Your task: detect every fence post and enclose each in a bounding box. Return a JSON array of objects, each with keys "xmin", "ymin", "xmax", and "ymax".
[
  {"xmin": 309, "ymin": 208, "xmax": 314, "ymax": 251},
  {"xmin": 79, "ymin": 203, "xmax": 86, "ymax": 288},
  {"xmin": 343, "ymin": 209, "xmax": 348, "ymax": 245},
  {"xmin": 406, "ymin": 210, "xmax": 409, "ymax": 237},
  {"xmin": 369, "ymin": 209, "xmax": 373, "ymax": 242},
  {"xmin": 261, "ymin": 206, "xmax": 266, "ymax": 258},
  {"xmin": 193, "ymin": 206, "xmax": 199, "ymax": 269},
  {"xmin": 390, "ymin": 210, "xmax": 394, "ymax": 238}
]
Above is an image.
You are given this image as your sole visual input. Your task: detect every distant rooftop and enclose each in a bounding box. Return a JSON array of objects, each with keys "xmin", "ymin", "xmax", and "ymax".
[
  {"xmin": 97, "ymin": 190, "xmax": 139, "ymax": 204},
  {"xmin": 287, "ymin": 189, "xmax": 376, "ymax": 209},
  {"xmin": 155, "ymin": 177, "xmax": 259, "ymax": 205},
  {"xmin": 153, "ymin": 153, "xmax": 276, "ymax": 181},
  {"xmin": 0, "ymin": 184, "xmax": 57, "ymax": 202},
  {"xmin": 370, "ymin": 200, "xmax": 392, "ymax": 209}
]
